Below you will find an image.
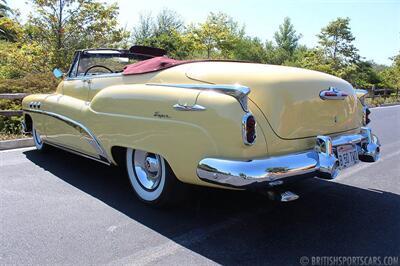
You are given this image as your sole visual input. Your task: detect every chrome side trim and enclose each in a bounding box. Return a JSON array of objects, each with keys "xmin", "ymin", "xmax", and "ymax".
[
  {"xmin": 147, "ymin": 83, "xmax": 250, "ymax": 112},
  {"xmin": 197, "ymin": 128, "xmax": 380, "ymax": 188},
  {"xmin": 23, "ymin": 109, "xmax": 111, "ymax": 164},
  {"xmin": 65, "ymin": 73, "xmax": 122, "ymax": 81},
  {"xmin": 44, "ymin": 140, "xmax": 111, "ymax": 165},
  {"xmin": 172, "ymin": 103, "xmax": 206, "ymax": 111}
]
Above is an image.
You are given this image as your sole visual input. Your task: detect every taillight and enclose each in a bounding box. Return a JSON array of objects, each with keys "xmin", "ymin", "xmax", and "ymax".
[{"xmin": 242, "ymin": 113, "xmax": 256, "ymax": 145}]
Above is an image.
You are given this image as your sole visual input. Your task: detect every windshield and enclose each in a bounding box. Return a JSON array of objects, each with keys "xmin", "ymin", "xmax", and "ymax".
[
  {"xmin": 77, "ymin": 53, "xmax": 138, "ymax": 77},
  {"xmin": 68, "ymin": 49, "xmax": 150, "ymax": 78}
]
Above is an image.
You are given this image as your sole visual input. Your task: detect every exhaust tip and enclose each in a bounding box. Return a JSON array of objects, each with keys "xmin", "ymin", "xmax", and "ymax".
[
  {"xmin": 266, "ymin": 190, "xmax": 299, "ymax": 202},
  {"xmin": 280, "ymin": 191, "xmax": 300, "ymax": 202}
]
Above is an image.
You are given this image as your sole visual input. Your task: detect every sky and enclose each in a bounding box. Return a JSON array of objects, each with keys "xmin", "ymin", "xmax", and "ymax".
[{"xmin": 10, "ymin": 0, "xmax": 400, "ymax": 65}]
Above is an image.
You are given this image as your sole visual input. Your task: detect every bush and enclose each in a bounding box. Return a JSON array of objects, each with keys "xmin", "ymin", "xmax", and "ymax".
[
  {"xmin": 0, "ymin": 116, "xmax": 23, "ymax": 135},
  {"xmin": 0, "ymin": 72, "xmax": 58, "ymax": 135},
  {"xmin": 0, "ymin": 72, "xmax": 58, "ymax": 94},
  {"xmin": 366, "ymin": 95, "xmax": 399, "ymax": 107}
]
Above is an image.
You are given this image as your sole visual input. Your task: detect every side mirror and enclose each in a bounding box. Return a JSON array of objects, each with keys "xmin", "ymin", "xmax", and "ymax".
[{"xmin": 53, "ymin": 68, "xmax": 64, "ymax": 79}]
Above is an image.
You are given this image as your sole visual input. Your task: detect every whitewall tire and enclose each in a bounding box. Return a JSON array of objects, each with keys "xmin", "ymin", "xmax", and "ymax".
[
  {"xmin": 32, "ymin": 125, "xmax": 46, "ymax": 151},
  {"xmin": 125, "ymin": 148, "xmax": 184, "ymax": 207}
]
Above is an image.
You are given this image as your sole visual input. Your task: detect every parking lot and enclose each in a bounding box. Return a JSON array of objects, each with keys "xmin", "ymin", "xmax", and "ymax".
[{"xmin": 1, "ymin": 106, "xmax": 399, "ymax": 265}]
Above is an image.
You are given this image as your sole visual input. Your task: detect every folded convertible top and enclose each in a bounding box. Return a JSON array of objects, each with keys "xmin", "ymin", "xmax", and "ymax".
[{"xmin": 123, "ymin": 57, "xmax": 189, "ymax": 75}]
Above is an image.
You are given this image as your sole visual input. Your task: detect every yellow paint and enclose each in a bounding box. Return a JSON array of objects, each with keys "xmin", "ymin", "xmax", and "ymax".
[{"xmin": 22, "ymin": 61, "xmax": 363, "ymax": 187}]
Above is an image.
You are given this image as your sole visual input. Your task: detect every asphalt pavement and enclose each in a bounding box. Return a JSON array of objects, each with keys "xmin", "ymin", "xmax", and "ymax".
[{"xmin": 1, "ymin": 105, "xmax": 399, "ymax": 265}]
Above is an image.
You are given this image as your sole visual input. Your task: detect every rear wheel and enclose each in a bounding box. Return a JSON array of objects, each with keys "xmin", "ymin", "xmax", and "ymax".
[
  {"xmin": 125, "ymin": 148, "xmax": 184, "ymax": 207},
  {"xmin": 32, "ymin": 124, "xmax": 48, "ymax": 151}
]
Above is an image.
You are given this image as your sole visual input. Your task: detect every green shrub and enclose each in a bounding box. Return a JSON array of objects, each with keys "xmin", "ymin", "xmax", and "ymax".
[
  {"xmin": 0, "ymin": 72, "xmax": 58, "ymax": 136},
  {"xmin": 366, "ymin": 95, "xmax": 399, "ymax": 107},
  {"xmin": 0, "ymin": 116, "xmax": 23, "ymax": 135},
  {"xmin": 0, "ymin": 72, "xmax": 58, "ymax": 94}
]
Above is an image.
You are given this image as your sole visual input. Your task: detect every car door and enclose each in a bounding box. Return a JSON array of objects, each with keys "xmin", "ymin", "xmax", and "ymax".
[
  {"xmin": 44, "ymin": 52, "xmax": 102, "ymax": 158},
  {"xmin": 44, "ymin": 78, "xmax": 101, "ymax": 157}
]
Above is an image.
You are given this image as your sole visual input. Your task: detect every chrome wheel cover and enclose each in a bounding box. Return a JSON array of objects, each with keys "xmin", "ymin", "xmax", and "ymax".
[{"xmin": 132, "ymin": 150, "xmax": 162, "ymax": 191}]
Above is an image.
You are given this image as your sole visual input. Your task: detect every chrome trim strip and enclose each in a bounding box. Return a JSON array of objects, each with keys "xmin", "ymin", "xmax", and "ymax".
[
  {"xmin": 147, "ymin": 83, "xmax": 250, "ymax": 112},
  {"xmin": 44, "ymin": 140, "xmax": 111, "ymax": 165},
  {"xmin": 197, "ymin": 128, "xmax": 380, "ymax": 188},
  {"xmin": 23, "ymin": 109, "xmax": 111, "ymax": 164},
  {"xmin": 172, "ymin": 103, "xmax": 206, "ymax": 111},
  {"xmin": 65, "ymin": 73, "xmax": 122, "ymax": 81}
]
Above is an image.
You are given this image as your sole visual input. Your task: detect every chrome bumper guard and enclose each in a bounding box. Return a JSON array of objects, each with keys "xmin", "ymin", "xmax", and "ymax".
[{"xmin": 197, "ymin": 127, "xmax": 380, "ymax": 188}]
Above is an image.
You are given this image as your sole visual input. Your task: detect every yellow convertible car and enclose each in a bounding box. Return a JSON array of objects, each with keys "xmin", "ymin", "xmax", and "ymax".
[{"xmin": 22, "ymin": 46, "xmax": 380, "ymax": 206}]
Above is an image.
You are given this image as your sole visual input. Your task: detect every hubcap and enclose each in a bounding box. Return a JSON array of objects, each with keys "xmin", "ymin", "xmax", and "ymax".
[{"xmin": 133, "ymin": 150, "xmax": 162, "ymax": 190}]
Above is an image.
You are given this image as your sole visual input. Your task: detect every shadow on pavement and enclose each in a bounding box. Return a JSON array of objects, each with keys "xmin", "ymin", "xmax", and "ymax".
[{"xmin": 24, "ymin": 148, "xmax": 400, "ymax": 265}]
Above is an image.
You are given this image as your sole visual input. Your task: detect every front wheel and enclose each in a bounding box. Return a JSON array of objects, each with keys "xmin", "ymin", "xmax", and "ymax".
[
  {"xmin": 126, "ymin": 148, "xmax": 184, "ymax": 207},
  {"xmin": 32, "ymin": 124, "xmax": 48, "ymax": 151}
]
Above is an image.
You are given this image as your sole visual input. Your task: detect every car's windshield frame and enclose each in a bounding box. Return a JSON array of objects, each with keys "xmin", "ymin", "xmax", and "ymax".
[{"xmin": 67, "ymin": 49, "xmax": 154, "ymax": 79}]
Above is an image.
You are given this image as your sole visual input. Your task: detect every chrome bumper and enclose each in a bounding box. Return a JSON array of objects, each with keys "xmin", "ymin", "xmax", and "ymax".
[{"xmin": 196, "ymin": 127, "xmax": 380, "ymax": 188}]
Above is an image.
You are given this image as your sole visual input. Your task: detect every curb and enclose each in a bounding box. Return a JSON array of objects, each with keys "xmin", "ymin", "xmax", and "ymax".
[
  {"xmin": 0, "ymin": 138, "xmax": 34, "ymax": 151},
  {"xmin": 370, "ymin": 103, "xmax": 400, "ymax": 109},
  {"xmin": 378, "ymin": 103, "xmax": 400, "ymax": 107}
]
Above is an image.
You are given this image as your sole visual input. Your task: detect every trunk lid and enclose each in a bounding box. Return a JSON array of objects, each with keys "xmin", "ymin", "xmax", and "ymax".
[{"xmin": 186, "ymin": 62, "xmax": 361, "ymax": 139}]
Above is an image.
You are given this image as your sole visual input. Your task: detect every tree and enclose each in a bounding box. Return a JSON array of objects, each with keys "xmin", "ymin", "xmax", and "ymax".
[
  {"xmin": 0, "ymin": 0, "xmax": 12, "ymax": 18},
  {"xmin": 25, "ymin": 0, "xmax": 129, "ymax": 70},
  {"xmin": 349, "ymin": 60, "xmax": 381, "ymax": 88},
  {"xmin": 131, "ymin": 9, "xmax": 190, "ymax": 59},
  {"xmin": 187, "ymin": 12, "xmax": 243, "ymax": 59},
  {"xmin": 317, "ymin": 17, "xmax": 359, "ymax": 69},
  {"xmin": 379, "ymin": 52, "xmax": 400, "ymax": 89},
  {"xmin": 0, "ymin": 0, "xmax": 21, "ymax": 42},
  {"xmin": 154, "ymin": 8, "xmax": 183, "ymax": 37},
  {"xmin": 286, "ymin": 17, "xmax": 378, "ymax": 87},
  {"xmin": 132, "ymin": 12, "xmax": 154, "ymax": 45},
  {"xmin": 274, "ymin": 17, "xmax": 301, "ymax": 56},
  {"xmin": 0, "ymin": 17, "xmax": 22, "ymax": 42},
  {"xmin": 233, "ymin": 36, "xmax": 266, "ymax": 63}
]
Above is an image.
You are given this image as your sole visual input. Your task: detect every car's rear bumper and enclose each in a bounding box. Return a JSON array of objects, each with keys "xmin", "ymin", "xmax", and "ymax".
[{"xmin": 196, "ymin": 127, "xmax": 380, "ymax": 188}]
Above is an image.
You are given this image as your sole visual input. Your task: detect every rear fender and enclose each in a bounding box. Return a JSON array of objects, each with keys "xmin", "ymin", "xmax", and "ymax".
[{"xmin": 87, "ymin": 84, "xmax": 267, "ymax": 185}]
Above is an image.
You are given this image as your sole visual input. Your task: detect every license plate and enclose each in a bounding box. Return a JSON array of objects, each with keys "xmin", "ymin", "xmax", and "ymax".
[{"xmin": 337, "ymin": 145, "xmax": 359, "ymax": 169}]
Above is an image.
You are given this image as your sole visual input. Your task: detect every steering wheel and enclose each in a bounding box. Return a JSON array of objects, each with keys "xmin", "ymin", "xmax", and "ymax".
[{"xmin": 84, "ymin": 65, "xmax": 113, "ymax": 76}]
